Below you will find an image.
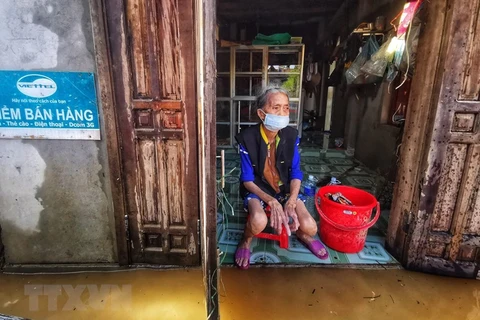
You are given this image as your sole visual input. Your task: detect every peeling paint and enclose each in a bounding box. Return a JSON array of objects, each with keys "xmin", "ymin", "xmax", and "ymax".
[
  {"xmin": 188, "ymin": 233, "xmax": 196, "ymax": 255},
  {"xmin": 0, "ymin": 1, "xmax": 59, "ymax": 69},
  {"xmin": 107, "ymin": 0, "xmax": 200, "ymax": 265},
  {"xmin": 0, "ymin": 141, "xmax": 45, "ymax": 233},
  {"xmin": 0, "ymin": 0, "xmax": 116, "ymax": 264}
]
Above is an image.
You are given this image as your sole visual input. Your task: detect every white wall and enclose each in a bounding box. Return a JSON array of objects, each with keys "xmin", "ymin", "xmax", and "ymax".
[{"xmin": 0, "ymin": 0, "xmax": 116, "ymax": 264}]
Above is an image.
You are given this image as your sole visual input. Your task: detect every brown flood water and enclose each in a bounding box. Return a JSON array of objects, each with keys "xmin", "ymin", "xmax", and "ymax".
[{"xmin": 0, "ymin": 268, "xmax": 478, "ymax": 319}]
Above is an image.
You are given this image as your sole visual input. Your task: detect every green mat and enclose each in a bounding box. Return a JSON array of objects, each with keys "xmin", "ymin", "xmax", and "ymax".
[{"xmin": 252, "ymin": 33, "xmax": 291, "ymax": 45}]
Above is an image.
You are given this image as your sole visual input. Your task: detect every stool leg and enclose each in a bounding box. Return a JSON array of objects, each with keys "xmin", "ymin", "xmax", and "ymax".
[{"xmin": 280, "ymin": 226, "xmax": 289, "ymax": 249}]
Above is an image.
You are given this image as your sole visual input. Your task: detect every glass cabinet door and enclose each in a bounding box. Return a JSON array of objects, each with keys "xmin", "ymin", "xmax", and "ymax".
[
  {"xmin": 216, "ymin": 100, "xmax": 232, "ymax": 146},
  {"xmin": 217, "ymin": 50, "xmax": 230, "ymax": 73},
  {"xmin": 216, "ymin": 124, "xmax": 231, "ymax": 146},
  {"xmin": 289, "ymin": 101, "xmax": 300, "ymax": 125},
  {"xmin": 235, "ymin": 49, "xmax": 264, "ymax": 73},
  {"xmin": 216, "ymin": 45, "xmax": 304, "ymax": 147},
  {"xmin": 268, "ymin": 74, "xmax": 301, "ymax": 98},
  {"xmin": 216, "ymin": 100, "xmax": 231, "ymax": 122},
  {"xmin": 267, "ymin": 45, "xmax": 302, "ymax": 99},
  {"xmin": 216, "ymin": 76, "xmax": 230, "ymax": 98},
  {"xmin": 235, "ymin": 76, "xmax": 262, "ymax": 96},
  {"xmin": 234, "ymin": 48, "xmax": 265, "ymax": 98}
]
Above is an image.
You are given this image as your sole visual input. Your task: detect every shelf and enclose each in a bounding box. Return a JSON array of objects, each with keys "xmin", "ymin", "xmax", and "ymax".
[
  {"xmin": 235, "ymin": 72, "xmax": 263, "ymax": 76},
  {"xmin": 233, "ymin": 96, "xmax": 256, "ymax": 101},
  {"xmin": 235, "ymin": 122, "xmax": 259, "ymax": 125},
  {"xmin": 268, "ymin": 49, "xmax": 301, "ymax": 53},
  {"xmin": 216, "ymin": 44, "xmax": 305, "ymax": 146},
  {"xmin": 268, "ymin": 72, "xmax": 301, "ymax": 75}
]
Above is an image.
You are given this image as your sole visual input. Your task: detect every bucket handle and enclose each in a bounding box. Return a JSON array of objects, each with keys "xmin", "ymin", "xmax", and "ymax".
[{"xmin": 316, "ymin": 198, "xmax": 381, "ymax": 232}]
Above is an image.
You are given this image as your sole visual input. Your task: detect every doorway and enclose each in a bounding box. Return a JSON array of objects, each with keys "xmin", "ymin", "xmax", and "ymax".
[
  {"xmin": 215, "ymin": 0, "xmax": 410, "ymax": 268},
  {"xmin": 214, "ymin": 0, "xmax": 480, "ymax": 277}
]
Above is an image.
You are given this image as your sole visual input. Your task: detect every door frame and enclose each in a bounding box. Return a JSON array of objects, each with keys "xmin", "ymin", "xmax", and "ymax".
[
  {"xmin": 387, "ymin": 0, "xmax": 451, "ymax": 266},
  {"xmin": 91, "ymin": 0, "xmax": 219, "ymax": 315},
  {"xmin": 387, "ymin": 0, "xmax": 479, "ymax": 276},
  {"xmin": 89, "ymin": 0, "xmax": 129, "ymax": 266},
  {"xmin": 195, "ymin": 0, "xmax": 219, "ymax": 318}
]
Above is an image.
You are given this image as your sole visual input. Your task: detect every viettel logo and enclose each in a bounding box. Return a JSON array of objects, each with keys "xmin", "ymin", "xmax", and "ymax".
[{"xmin": 16, "ymin": 74, "xmax": 57, "ymax": 98}]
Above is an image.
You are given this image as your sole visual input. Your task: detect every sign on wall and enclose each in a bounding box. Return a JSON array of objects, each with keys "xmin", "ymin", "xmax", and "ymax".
[{"xmin": 0, "ymin": 71, "xmax": 100, "ymax": 140}]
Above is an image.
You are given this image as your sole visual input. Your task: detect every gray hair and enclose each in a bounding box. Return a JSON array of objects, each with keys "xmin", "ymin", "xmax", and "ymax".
[{"xmin": 255, "ymin": 86, "xmax": 290, "ymax": 110}]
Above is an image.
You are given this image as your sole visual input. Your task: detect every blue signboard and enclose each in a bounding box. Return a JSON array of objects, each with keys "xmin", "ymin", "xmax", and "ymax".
[{"xmin": 0, "ymin": 71, "xmax": 100, "ymax": 140}]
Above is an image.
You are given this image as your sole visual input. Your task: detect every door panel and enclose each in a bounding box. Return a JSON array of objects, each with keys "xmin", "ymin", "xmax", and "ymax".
[
  {"xmin": 106, "ymin": 0, "xmax": 199, "ymax": 265},
  {"xmin": 390, "ymin": 0, "xmax": 480, "ymax": 278}
]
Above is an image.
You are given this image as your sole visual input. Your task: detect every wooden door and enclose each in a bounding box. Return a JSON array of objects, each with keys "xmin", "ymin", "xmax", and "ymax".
[
  {"xmin": 105, "ymin": 0, "xmax": 199, "ymax": 265},
  {"xmin": 388, "ymin": 0, "xmax": 480, "ymax": 278}
]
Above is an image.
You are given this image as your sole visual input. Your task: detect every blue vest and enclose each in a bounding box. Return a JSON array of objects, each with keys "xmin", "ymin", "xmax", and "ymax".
[{"xmin": 235, "ymin": 124, "xmax": 298, "ymax": 197}]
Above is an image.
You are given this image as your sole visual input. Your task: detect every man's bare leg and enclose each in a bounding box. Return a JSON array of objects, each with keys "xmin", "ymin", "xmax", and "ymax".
[
  {"xmin": 294, "ymin": 200, "xmax": 328, "ymax": 257},
  {"xmin": 236, "ymin": 199, "xmax": 267, "ymax": 268}
]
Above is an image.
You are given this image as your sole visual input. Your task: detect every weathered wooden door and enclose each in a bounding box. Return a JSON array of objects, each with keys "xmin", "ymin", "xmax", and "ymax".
[
  {"xmin": 105, "ymin": 0, "xmax": 199, "ymax": 265},
  {"xmin": 388, "ymin": 0, "xmax": 480, "ymax": 278}
]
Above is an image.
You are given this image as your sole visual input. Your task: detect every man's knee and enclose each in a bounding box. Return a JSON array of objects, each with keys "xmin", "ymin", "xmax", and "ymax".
[
  {"xmin": 248, "ymin": 211, "xmax": 268, "ymax": 235},
  {"xmin": 300, "ymin": 215, "xmax": 317, "ymax": 236}
]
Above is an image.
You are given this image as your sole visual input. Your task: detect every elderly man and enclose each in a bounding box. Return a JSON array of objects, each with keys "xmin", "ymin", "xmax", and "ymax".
[{"xmin": 234, "ymin": 87, "xmax": 328, "ymax": 269}]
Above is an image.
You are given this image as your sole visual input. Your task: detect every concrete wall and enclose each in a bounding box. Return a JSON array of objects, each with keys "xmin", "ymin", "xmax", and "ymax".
[
  {"xmin": 0, "ymin": 224, "xmax": 4, "ymax": 268},
  {"xmin": 0, "ymin": 0, "xmax": 117, "ymax": 264},
  {"xmin": 343, "ymin": 82, "xmax": 401, "ymax": 177}
]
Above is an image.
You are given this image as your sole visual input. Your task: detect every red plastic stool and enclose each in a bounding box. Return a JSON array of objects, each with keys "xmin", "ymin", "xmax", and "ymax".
[{"xmin": 247, "ymin": 206, "xmax": 289, "ymax": 249}]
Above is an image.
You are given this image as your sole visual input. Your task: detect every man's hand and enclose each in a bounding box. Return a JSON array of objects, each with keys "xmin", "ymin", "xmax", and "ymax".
[
  {"xmin": 267, "ymin": 198, "xmax": 289, "ymax": 235},
  {"xmin": 284, "ymin": 199, "xmax": 300, "ymax": 232}
]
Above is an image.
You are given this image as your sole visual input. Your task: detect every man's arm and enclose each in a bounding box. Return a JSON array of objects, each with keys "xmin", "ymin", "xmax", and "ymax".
[
  {"xmin": 288, "ymin": 179, "xmax": 301, "ymax": 201},
  {"xmin": 238, "ymin": 143, "xmax": 287, "ymax": 234},
  {"xmin": 284, "ymin": 136, "xmax": 303, "ymax": 230},
  {"xmin": 288, "ymin": 136, "xmax": 303, "ymax": 202},
  {"xmin": 243, "ymin": 181, "xmax": 276, "ymax": 204}
]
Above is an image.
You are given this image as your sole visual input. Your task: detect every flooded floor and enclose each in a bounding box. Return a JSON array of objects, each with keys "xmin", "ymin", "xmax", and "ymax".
[{"xmin": 0, "ymin": 268, "xmax": 478, "ymax": 319}]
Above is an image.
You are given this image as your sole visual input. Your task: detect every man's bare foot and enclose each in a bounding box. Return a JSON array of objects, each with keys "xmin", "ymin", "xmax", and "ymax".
[
  {"xmin": 235, "ymin": 238, "xmax": 252, "ymax": 268},
  {"xmin": 296, "ymin": 230, "xmax": 328, "ymax": 258}
]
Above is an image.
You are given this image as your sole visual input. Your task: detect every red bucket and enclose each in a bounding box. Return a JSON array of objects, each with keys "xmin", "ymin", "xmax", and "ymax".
[{"xmin": 315, "ymin": 185, "xmax": 380, "ymax": 253}]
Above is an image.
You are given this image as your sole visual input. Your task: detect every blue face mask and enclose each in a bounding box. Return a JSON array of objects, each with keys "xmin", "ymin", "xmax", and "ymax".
[{"xmin": 259, "ymin": 109, "xmax": 290, "ymax": 131}]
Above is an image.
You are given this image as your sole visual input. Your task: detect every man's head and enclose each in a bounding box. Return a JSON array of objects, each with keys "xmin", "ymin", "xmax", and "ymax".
[
  {"xmin": 256, "ymin": 87, "xmax": 290, "ymax": 121},
  {"xmin": 255, "ymin": 87, "xmax": 291, "ymax": 132}
]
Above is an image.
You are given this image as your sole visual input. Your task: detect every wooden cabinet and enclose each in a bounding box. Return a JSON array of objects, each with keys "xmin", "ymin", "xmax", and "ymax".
[{"xmin": 216, "ymin": 45, "xmax": 305, "ymax": 147}]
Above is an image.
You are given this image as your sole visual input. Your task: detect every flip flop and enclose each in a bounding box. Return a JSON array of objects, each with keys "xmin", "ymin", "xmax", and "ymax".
[
  {"xmin": 235, "ymin": 248, "xmax": 251, "ymax": 270},
  {"xmin": 301, "ymin": 239, "xmax": 329, "ymax": 260}
]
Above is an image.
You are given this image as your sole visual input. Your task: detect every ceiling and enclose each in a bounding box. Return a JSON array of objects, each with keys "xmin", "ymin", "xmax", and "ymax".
[{"xmin": 217, "ymin": 0, "xmax": 347, "ymax": 24}]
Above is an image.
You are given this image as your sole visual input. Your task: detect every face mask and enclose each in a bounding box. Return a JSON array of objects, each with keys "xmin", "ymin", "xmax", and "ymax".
[{"xmin": 259, "ymin": 109, "xmax": 290, "ymax": 131}]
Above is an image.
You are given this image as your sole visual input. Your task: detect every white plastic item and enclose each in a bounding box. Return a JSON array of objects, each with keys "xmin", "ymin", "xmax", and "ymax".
[{"xmin": 303, "ymin": 175, "xmax": 318, "ymax": 196}]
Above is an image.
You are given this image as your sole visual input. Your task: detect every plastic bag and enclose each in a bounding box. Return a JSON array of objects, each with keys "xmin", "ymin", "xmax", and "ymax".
[
  {"xmin": 397, "ymin": 16, "xmax": 422, "ymax": 74},
  {"xmin": 361, "ymin": 37, "xmax": 394, "ymax": 77},
  {"xmin": 386, "ymin": 64, "xmax": 398, "ymax": 83},
  {"xmin": 345, "ymin": 50, "xmax": 368, "ymax": 85},
  {"xmin": 361, "ymin": 59, "xmax": 388, "ymax": 78},
  {"xmin": 345, "ymin": 36, "xmax": 380, "ymax": 85}
]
